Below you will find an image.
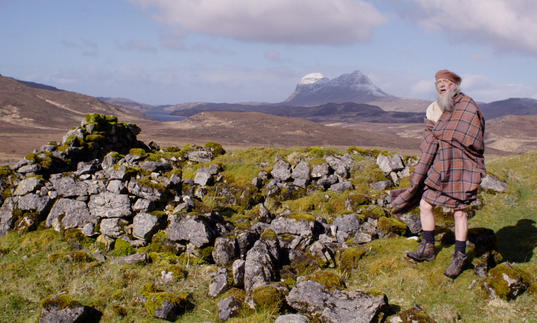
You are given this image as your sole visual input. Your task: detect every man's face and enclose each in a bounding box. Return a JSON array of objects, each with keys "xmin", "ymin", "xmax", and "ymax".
[{"xmin": 435, "ymin": 78, "xmax": 456, "ymax": 94}]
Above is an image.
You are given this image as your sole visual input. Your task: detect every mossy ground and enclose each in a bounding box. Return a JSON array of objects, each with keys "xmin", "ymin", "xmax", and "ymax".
[{"xmin": 1, "ymin": 148, "xmax": 537, "ymax": 322}]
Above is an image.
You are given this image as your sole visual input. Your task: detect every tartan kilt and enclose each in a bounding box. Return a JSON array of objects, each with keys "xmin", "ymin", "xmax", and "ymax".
[{"xmin": 422, "ymin": 185, "xmax": 479, "ymax": 211}]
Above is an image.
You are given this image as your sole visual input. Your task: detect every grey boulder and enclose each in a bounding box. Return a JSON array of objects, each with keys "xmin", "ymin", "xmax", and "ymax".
[
  {"xmin": 50, "ymin": 175, "xmax": 88, "ymax": 197},
  {"xmin": 244, "ymin": 240, "xmax": 279, "ymax": 291},
  {"xmin": 208, "ymin": 268, "xmax": 230, "ymax": 297},
  {"xmin": 166, "ymin": 214, "xmax": 218, "ymax": 247},
  {"xmin": 286, "ymin": 281, "xmax": 387, "ymax": 323},
  {"xmin": 480, "ymin": 174, "xmax": 507, "ymax": 192},
  {"xmin": 133, "ymin": 212, "xmax": 161, "ymax": 241},
  {"xmin": 212, "ymin": 237, "xmax": 239, "ymax": 266},
  {"xmin": 271, "ymin": 217, "xmax": 313, "ymax": 237},
  {"xmin": 14, "ymin": 176, "xmax": 43, "ymax": 196},
  {"xmin": 376, "ymin": 154, "xmax": 405, "ymax": 174},
  {"xmin": 328, "ymin": 181, "xmax": 354, "ymax": 192},
  {"xmin": 218, "ymin": 296, "xmax": 242, "ymax": 321},
  {"xmin": 271, "ymin": 160, "xmax": 292, "ymax": 181},
  {"xmin": 88, "ymin": 192, "xmax": 131, "ymax": 218},
  {"xmin": 46, "ymin": 198, "xmax": 94, "ymax": 232},
  {"xmin": 187, "ymin": 150, "xmax": 214, "ymax": 163}
]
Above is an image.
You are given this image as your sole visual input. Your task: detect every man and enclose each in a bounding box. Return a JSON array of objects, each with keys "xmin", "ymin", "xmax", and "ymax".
[{"xmin": 391, "ymin": 69, "xmax": 486, "ymax": 278}]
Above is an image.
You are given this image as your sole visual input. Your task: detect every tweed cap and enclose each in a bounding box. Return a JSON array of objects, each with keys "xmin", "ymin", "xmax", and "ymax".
[{"xmin": 435, "ymin": 69, "xmax": 462, "ymax": 85}]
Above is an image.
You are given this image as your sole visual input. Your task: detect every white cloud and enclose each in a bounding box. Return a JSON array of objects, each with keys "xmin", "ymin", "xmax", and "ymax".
[
  {"xmin": 409, "ymin": 79, "xmax": 436, "ymax": 100},
  {"xmin": 129, "ymin": 0, "xmax": 386, "ymax": 45},
  {"xmin": 39, "ymin": 65, "xmax": 301, "ymax": 104},
  {"xmin": 407, "ymin": 0, "xmax": 537, "ymax": 55},
  {"xmin": 461, "ymin": 74, "xmax": 537, "ymax": 102}
]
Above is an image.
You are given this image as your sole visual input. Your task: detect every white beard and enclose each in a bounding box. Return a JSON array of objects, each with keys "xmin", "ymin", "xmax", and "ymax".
[{"xmin": 437, "ymin": 87, "xmax": 457, "ymax": 112}]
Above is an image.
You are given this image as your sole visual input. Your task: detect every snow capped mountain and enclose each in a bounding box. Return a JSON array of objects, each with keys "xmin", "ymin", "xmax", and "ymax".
[
  {"xmin": 298, "ymin": 73, "xmax": 329, "ymax": 85},
  {"xmin": 285, "ymin": 70, "xmax": 391, "ymax": 106}
]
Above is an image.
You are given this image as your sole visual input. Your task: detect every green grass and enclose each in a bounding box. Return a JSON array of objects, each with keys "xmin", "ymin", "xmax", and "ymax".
[{"xmin": 1, "ymin": 148, "xmax": 536, "ymax": 322}]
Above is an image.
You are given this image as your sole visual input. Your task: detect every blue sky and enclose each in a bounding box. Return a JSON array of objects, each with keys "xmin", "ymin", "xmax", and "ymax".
[{"xmin": 2, "ymin": 0, "xmax": 537, "ymax": 105}]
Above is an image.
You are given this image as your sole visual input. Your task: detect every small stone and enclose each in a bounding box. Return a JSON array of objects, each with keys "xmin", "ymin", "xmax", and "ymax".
[
  {"xmin": 232, "ymin": 259, "xmax": 246, "ymax": 287},
  {"xmin": 329, "ymin": 181, "xmax": 354, "ymax": 192},
  {"xmin": 208, "ymin": 268, "xmax": 230, "ymax": 297},
  {"xmin": 370, "ymin": 180, "xmax": 393, "ymax": 191},
  {"xmin": 218, "ymin": 296, "xmax": 242, "ymax": 321},
  {"xmin": 480, "ymin": 174, "xmax": 507, "ymax": 192},
  {"xmin": 213, "ymin": 237, "xmax": 239, "ymax": 266},
  {"xmin": 376, "ymin": 153, "xmax": 405, "ymax": 173},
  {"xmin": 111, "ymin": 252, "xmax": 147, "ymax": 265},
  {"xmin": 271, "ymin": 160, "xmax": 292, "ymax": 181},
  {"xmin": 275, "ymin": 314, "xmax": 311, "ymax": 323}
]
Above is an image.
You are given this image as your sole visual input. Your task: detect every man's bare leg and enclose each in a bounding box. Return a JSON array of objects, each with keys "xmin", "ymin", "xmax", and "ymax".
[
  {"xmin": 419, "ymin": 199, "xmax": 435, "ymax": 231},
  {"xmin": 454, "ymin": 210, "xmax": 468, "ymax": 242}
]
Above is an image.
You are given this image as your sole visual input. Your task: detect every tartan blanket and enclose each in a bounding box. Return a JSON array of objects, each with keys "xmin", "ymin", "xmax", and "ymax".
[{"xmin": 391, "ymin": 93, "xmax": 486, "ymax": 213}]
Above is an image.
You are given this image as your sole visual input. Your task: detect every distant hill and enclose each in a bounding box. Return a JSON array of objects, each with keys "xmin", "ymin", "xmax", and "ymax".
[
  {"xmin": 16, "ymin": 80, "xmax": 64, "ymax": 92},
  {"xmin": 0, "ymin": 75, "xmax": 147, "ymax": 131},
  {"xmin": 485, "ymin": 114, "xmax": 537, "ymax": 153},
  {"xmin": 98, "ymin": 97, "xmax": 156, "ymax": 113},
  {"xmin": 168, "ymin": 102, "xmax": 424, "ymax": 124},
  {"xmin": 152, "ymin": 110, "xmax": 420, "ymax": 149},
  {"xmin": 480, "ymin": 98, "xmax": 537, "ymax": 119}
]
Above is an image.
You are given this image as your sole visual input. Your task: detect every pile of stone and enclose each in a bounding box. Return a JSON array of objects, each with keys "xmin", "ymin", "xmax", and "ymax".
[{"xmin": 253, "ymin": 154, "xmax": 355, "ymax": 195}]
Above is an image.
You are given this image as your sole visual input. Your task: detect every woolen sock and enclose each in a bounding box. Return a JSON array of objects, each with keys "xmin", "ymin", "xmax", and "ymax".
[
  {"xmin": 422, "ymin": 230, "xmax": 435, "ymax": 244},
  {"xmin": 455, "ymin": 240, "xmax": 466, "ymax": 255}
]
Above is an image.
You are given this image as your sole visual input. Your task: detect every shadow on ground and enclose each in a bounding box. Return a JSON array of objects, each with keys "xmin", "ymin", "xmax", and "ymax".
[{"xmin": 496, "ymin": 219, "xmax": 537, "ymax": 263}]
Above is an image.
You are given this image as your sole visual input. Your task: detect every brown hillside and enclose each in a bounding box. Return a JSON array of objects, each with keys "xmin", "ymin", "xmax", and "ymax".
[
  {"xmin": 0, "ymin": 75, "xmax": 146, "ymax": 130},
  {"xmin": 366, "ymin": 97, "xmax": 430, "ymax": 112},
  {"xmin": 0, "ymin": 75, "xmax": 150, "ymax": 162},
  {"xmin": 485, "ymin": 115, "xmax": 537, "ymax": 153},
  {"xmin": 144, "ymin": 111, "xmax": 421, "ymax": 151}
]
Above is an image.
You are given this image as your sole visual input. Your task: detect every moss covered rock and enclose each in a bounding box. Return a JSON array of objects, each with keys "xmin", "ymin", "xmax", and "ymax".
[
  {"xmin": 339, "ymin": 247, "xmax": 366, "ymax": 273},
  {"xmin": 109, "ymin": 238, "xmax": 135, "ymax": 257},
  {"xmin": 39, "ymin": 295, "xmax": 101, "ymax": 322},
  {"xmin": 378, "ymin": 216, "xmax": 408, "ymax": 237},
  {"xmin": 305, "ymin": 269, "xmax": 345, "ymax": 290},
  {"xmin": 484, "ymin": 263, "xmax": 531, "ymax": 300},
  {"xmin": 143, "ymin": 292, "xmax": 193, "ymax": 321},
  {"xmin": 396, "ymin": 305, "xmax": 435, "ymax": 323},
  {"xmin": 251, "ymin": 285, "xmax": 286, "ymax": 311}
]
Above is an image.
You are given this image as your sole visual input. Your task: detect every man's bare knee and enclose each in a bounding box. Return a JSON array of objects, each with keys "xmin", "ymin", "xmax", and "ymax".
[
  {"xmin": 454, "ymin": 211, "xmax": 468, "ymax": 221},
  {"xmin": 420, "ymin": 199, "xmax": 433, "ymax": 213}
]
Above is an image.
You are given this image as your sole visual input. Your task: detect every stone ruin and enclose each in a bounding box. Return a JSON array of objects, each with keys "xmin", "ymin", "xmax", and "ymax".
[{"xmin": 0, "ymin": 114, "xmax": 521, "ymax": 322}]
